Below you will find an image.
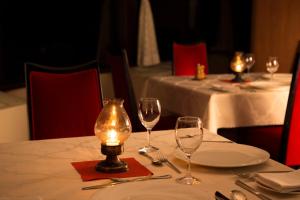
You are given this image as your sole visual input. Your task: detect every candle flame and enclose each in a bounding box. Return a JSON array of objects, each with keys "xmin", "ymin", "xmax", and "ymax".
[{"xmin": 106, "ymin": 129, "xmax": 120, "ymax": 146}]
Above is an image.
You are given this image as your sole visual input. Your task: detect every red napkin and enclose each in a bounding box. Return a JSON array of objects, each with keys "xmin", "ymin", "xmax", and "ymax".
[
  {"xmin": 219, "ymin": 78, "xmax": 252, "ymax": 83},
  {"xmin": 71, "ymin": 157, "xmax": 153, "ymax": 181}
]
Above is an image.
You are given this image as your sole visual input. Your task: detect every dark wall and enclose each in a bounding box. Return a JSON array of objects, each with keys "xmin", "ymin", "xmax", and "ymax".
[
  {"xmin": 1, "ymin": 1, "xmax": 101, "ymax": 89},
  {"xmin": 0, "ymin": 0, "xmax": 252, "ymax": 90}
]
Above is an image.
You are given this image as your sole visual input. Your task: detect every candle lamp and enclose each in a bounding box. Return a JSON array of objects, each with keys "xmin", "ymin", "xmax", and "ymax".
[
  {"xmin": 94, "ymin": 99, "xmax": 132, "ymax": 173},
  {"xmin": 230, "ymin": 52, "xmax": 246, "ymax": 82}
]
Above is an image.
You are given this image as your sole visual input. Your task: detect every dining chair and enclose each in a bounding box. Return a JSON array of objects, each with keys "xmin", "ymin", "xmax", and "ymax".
[
  {"xmin": 172, "ymin": 42, "xmax": 208, "ymax": 76},
  {"xmin": 106, "ymin": 49, "xmax": 178, "ymax": 132},
  {"xmin": 218, "ymin": 54, "xmax": 300, "ymax": 168},
  {"xmin": 105, "ymin": 49, "xmax": 144, "ymax": 132},
  {"xmin": 25, "ymin": 60, "xmax": 103, "ymax": 140}
]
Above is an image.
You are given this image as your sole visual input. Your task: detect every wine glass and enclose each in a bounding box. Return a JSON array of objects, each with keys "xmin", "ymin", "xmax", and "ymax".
[
  {"xmin": 266, "ymin": 57, "xmax": 279, "ymax": 80},
  {"xmin": 244, "ymin": 53, "xmax": 255, "ymax": 74},
  {"xmin": 138, "ymin": 97, "xmax": 161, "ymax": 153},
  {"xmin": 175, "ymin": 116, "xmax": 203, "ymax": 185}
]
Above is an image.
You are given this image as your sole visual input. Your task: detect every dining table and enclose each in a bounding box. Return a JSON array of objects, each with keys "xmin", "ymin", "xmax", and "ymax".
[
  {"xmin": 130, "ymin": 64, "xmax": 291, "ymax": 133},
  {"xmin": 0, "ymin": 129, "xmax": 297, "ymax": 200}
]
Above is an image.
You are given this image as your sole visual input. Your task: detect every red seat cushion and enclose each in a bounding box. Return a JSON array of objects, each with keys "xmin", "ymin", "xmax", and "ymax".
[
  {"xmin": 29, "ymin": 69, "xmax": 102, "ymax": 139},
  {"xmin": 173, "ymin": 42, "xmax": 208, "ymax": 76}
]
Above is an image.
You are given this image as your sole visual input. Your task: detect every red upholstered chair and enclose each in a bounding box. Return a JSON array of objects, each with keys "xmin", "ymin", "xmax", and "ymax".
[
  {"xmin": 105, "ymin": 49, "xmax": 144, "ymax": 132},
  {"xmin": 172, "ymin": 42, "xmax": 208, "ymax": 76},
  {"xmin": 106, "ymin": 49, "xmax": 178, "ymax": 132},
  {"xmin": 25, "ymin": 60, "xmax": 103, "ymax": 140},
  {"xmin": 218, "ymin": 52, "xmax": 300, "ymax": 168}
]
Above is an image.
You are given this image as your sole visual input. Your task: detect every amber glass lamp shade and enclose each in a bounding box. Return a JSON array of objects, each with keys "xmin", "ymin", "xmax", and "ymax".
[
  {"xmin": 94, "ymin": 99, "xmax": 132, "ymax": 173},
  {"xmin": 230, "ymin": 52, "xmax": 246, "ymax": 82}
]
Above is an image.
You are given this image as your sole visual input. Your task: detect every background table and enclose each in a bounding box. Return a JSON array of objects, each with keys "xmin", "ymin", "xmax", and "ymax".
[
  {"xmin": 131, "ymin": 64, "xmax": 291, "ymax": 132},
  {"xmin": 0, "ymin": 129, "xmax": 295, "ymax": 200}
]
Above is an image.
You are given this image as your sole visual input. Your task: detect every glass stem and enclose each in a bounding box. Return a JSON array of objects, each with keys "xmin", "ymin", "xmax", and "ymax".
[
  {"xmin": 186, "ymin": 154, "xmax": 192, "ymax": 177},
  {"xmin": 271, "ymin": 72, "xmax": 274, "ymax": 80},
  {"xmin": 147, "ymin": 128, "xmax": 151, "ymax": 147}
]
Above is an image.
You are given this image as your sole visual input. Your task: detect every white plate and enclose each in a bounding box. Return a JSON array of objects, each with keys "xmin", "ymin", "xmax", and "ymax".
[
  {"xmin": 247, "ymin": 80, "xmax": 290, "ymax": 90},
  {"xmin": 175, "ymin": 143, "xmax": 270, "ymax": 168},
  {"xmin": 255, "ymin": 180, "xmax": 300, "ymax": 194},
  {"xmin": 90, "ymin": 180, "xmax": 210, "ymax": 200}
]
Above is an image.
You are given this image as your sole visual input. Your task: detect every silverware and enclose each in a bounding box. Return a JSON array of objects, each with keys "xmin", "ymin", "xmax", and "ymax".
[
  {"xmin": 82, "ymin": 174, "xmax": 172, "ymax": 190},
  {"xmin": 231, "ymin": 190, "xmax": 247, "ymax": 200},
  {"xmin": 156, "ymin": 151, "xmax": 182, "ymax": 174},
  {"xmin": 110, "ymin": 174, "xmax": 171, "ymax": 183},
  {"xmin": 181, "ymin": 135, "xmax": 233, "ymax": 143},
  {"xmin": 202, "ymin": 140, "xmax": 233, "ymax": 143},
  {"xmin": 235, "ymin": 179, "xmax": 271, "ymax": 200},
  {"xmin": 215, "ymin": 191, "xmax": 230, "ymax": 200},
  {"xmin": 138, "ymin": 151, "xmax": 163, "ymax": 166}
]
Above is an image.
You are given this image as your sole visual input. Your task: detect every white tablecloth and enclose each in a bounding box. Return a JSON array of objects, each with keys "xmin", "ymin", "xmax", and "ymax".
[
  {"xmin": 0, "ymin": 129, "xmax": 295, "ymax": 200},
  {"xmin": 0, "ymin": 91, "xmax": 29, "ymax": 143},
  {"xmin": 130, "ymin": 65, "xmax": 291, "ymax": 132}
]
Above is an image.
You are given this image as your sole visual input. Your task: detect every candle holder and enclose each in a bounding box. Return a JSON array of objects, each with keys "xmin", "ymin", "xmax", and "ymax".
[
  {"xmin": 230, "ymin": 52, "xmax": 246, "ymax": 82},
  {"xmin": 94, "ymin": 99, "xmax": 132, "ymax": 173},
  {"xmin": 96, "ymin": 144, "xmax": 128, "ymax": 172}
]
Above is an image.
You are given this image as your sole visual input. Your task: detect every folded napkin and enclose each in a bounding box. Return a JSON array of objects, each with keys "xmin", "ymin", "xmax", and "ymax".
[
  {"xmin": 255, "ymin": 169, "xmax": 300, "ymax": 193},
  {"xmin": 71, "ymin": 157, "xmax": 153, "ymax": 181}
]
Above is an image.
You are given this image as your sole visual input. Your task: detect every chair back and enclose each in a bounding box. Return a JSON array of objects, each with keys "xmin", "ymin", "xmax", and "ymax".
[
  {"xmin": 172, "ymin": 42, "xmax": 208, "ymax": 76},
  {"xmin": 280, "ymin": 51, "xmax": 300, "ymax": 166},
  {"xmin": 25, "ymin": 60, "xmax": 103, "ymax": 140},
  {"xmin": 106, "ymin": 49, "xmax": 143, "ymax": 132}
]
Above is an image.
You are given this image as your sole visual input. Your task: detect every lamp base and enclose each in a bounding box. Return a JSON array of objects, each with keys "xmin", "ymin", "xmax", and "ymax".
[
  {"xmin": 231, "ymin": 72, "xmax": 245, "ymax": 83},
  {"xmin": 96, "ymin": 159, "xmax": 128, "ymax": 173},
  {"xmin": 96, "ymin": 144, "xmax": 128, "ymax": 173}
]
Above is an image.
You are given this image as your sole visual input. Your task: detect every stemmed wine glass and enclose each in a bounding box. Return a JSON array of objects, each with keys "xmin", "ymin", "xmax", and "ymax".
[
  {"xmin": 138, "ymin": 97, "xmax": 161, "ymax": 153},
  {"xmin": 175, "ymin": 116, "xmax": 203, "ymax": 185},
  {"xmin": 244, "ymin": 53, "xmax": 255, "ymax": 74},
  {"xmin": 266, "ymin": 57, "xmax": 279, "ymax": 80}
]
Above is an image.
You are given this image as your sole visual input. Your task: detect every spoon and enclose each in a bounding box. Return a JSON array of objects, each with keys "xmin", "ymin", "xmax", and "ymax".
[
  {"xmin": 138, "ymin": 151, "xmax": 163, "ymax": 166},
  {"xmin": 231, "ymin": 190, "xmax": 247, "ymax": 200}
]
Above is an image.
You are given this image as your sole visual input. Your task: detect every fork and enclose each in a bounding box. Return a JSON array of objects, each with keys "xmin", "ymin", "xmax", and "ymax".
[{"xmin": 156, "ymin": 151, "xmax": 181, "ymax": 174}]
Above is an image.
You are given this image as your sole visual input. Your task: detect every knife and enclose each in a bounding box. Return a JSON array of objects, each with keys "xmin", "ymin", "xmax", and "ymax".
[
  {"xmin": 215, "ymin": 191, "xmax": 230, "ymax": 200},
  {"xmin": 235, "ymin": 179, "xmax": 272, "ymax": 200},
  {"xmin": 81, "ymin": 174, "xmax": 172, "ymax": 190}
]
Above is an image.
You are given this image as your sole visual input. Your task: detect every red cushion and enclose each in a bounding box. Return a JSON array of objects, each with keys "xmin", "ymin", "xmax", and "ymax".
[
  {"xmin": 286, "ymin": 74, "xmax": 300, "ymax": 166},
  {"xmin": 30, "ymin": 69, "xmax": 102, "ymax": 139},
  {"xmin": 173, "ymin": 43, "xmax": 208, "ymax": 76},
  {"xmin": 218, "ymin": 126, "xmax": 283, "ymax": 160},
  {"xmin": 242, "ymin": 126, "xmax": 283, "ymax": 160}
]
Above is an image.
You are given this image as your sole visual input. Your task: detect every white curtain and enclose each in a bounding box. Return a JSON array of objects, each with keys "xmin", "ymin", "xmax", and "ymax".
[{"xmin": 137, "ymin": 0, "xmax": 160, "ymax": 66}]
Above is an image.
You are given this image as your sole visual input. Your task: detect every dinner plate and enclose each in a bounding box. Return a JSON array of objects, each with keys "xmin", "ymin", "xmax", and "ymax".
[
  {"xmin": 90, "ymin": 180, "xmax": 210, "ymax": 200},
  {"xmin": 255, "ymin": 180, "xmax": 300, "ymax": 194},
  {"xmin": 247, "ymin": 80, "xmax": 289, "ymax": 90},
  {"xmin": 175, "ymin": 143, "xmax": 270, "ymax": 168}
]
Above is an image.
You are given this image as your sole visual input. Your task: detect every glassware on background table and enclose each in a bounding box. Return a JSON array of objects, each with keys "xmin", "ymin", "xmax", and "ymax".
[
  {"xmin": 244, "ymin": 53, "xmax": 255, "ymax": 74},
  {"xmin": 175, "ymin": 116, "xmax": 203, "ymax": 185},
  {"xmin": 266, "ymin": 57, "xmax": 279, "ymax": 80},
  {"xmin": 138, "ymin": 97, "xmax": 161, "ymax": 153}
]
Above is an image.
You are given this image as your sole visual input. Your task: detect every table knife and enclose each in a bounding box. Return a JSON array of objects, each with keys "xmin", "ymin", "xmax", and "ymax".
[
  {"xmin": 81, "ymin": 174, "xmax": 172, "ymax": 190},
  {"xmin": 215, "ymin": 191, "xmax": 230, "ymax": 200},
  {"xmin": 235, "ymin": 179, "xmax": 272, "ymax": 200}
]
